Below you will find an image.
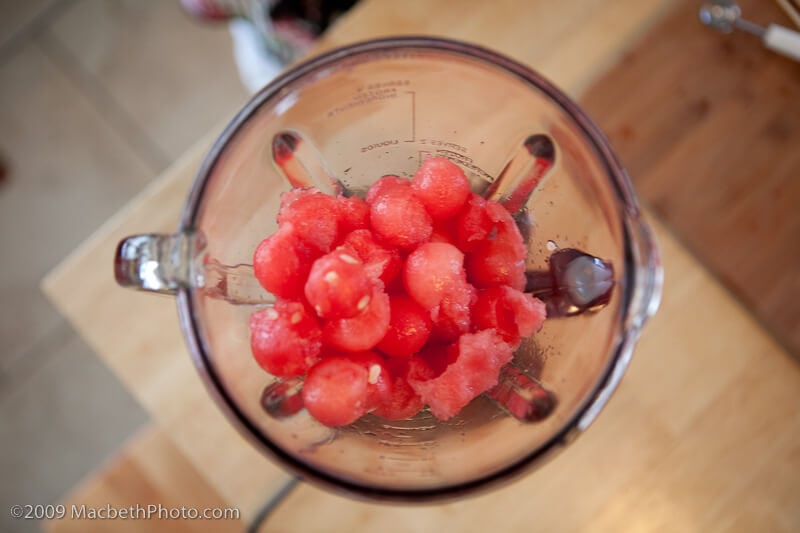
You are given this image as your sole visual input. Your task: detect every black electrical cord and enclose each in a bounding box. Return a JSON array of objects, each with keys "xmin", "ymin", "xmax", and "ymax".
[{"xmin": 246, "ymin": 477, "xmax": 301, "ymax": 532}]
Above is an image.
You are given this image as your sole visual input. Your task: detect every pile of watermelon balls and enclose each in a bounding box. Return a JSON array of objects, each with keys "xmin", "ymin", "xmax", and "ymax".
[{"xmin": 250, "ymin": 157, "xmax": 546, "ymax": 426}]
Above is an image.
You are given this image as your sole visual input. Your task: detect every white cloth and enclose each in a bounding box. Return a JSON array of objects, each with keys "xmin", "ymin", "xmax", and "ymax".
[{"xmin": 229, "ymin": 18, "xmax": 285, "ymax": 94}]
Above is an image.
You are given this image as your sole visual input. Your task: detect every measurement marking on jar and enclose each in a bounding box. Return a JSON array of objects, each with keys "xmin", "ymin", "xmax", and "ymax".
[
  {"xmin": 435, "ymin": 149, "xmax": 494, "ymax": 182},
  {"xmin": 404, "ymin": 91, "xmax": 416, "ymax": 143},
  {"xmin": 361, "ymin": 139, "xmax": 400, "ymax": 153},
  {"xmin": 326, "ymin": 80, "xmax": 411, "ymax": 119},
  {"xmin": 418, "ymin": 150, "xmax": 433, "ymax": 165},
  {"xmin": 326, "ymin": 89, "xmax": 398, "ymax": 118},
  {"xmin": 418, "ymin": 138, "xmax": 468, "ymax": 153}
]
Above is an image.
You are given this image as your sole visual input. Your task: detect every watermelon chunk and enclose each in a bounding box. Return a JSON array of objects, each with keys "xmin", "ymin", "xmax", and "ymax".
[
  {"xmin": 409, "ymin": 330, "xmax": 513, "ymax": 420},
  {"xmin": 473, "ymin": 286, "xmax": 547, "ymax": 348}
]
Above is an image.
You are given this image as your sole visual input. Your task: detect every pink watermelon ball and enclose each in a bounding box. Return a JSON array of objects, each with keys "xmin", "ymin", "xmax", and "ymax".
[
  {"xmin": 403, "ymin": 242, "xmax": 467, "ymax": 310},
  {"xmin": 347, "ymin": 351, "xmax": 393, "ymax": 411},
  {"xmin": 277, "ymin": 188, "xmax": 340, "ymax": 253},
  {"xmin": 465, "ymin": 200, "xmax": 527, "ymax": 290},
  {"xmin": 485, "ymin": 200, "xmax": 527, "ymax": 259},
  {"xmin": 454, "ymin": 193, "xmax": 493, "ymax": 252},
  {"xmin": 411, "ymin": 156, "xmax": 471, "ymax": 219},
  {"xmin": 253, "ymin": 223, "xmax": 316, "ymax": 299},
  {"xmin": 365, "ymin": 175, "xmax": 411, "ymax": 205},
  {"xmin": 322, "ymin": 284, "xmax": 391, "ymax": 352},
  {"xmin": 304, "ymin": 248, "xmax": 372, "ymax": 319},
  {"xmin": 429, "ymin": 281, "xmax": 477, "ymax": 342},
  {"xmin": 302, "ymin": 356, "xmax": 369, "ymax": 426},
  {"xmin": 377, "ymin": 295, "xmax": 433, "ymax": 358},
  {"xmin": 250, "ymin": 300, "xmax": 322, "ymax": 377},
  {"xmin": 369, "ymin": 187, "xmax": 433, "ymax": 250},
  {"xmin": 341, "ymin": 229, "xmax": 402, "ymax": 285},
  {"xmin": 334, "ymin": 194, "xmax": 370, "ymax": 237},
  {"xmin": 373, "ymin": 357, "xmax": 426, "ymax": 420},
  {"xmin": 466, "ymin": 237, "xmax": 527, "ymax": 291}
]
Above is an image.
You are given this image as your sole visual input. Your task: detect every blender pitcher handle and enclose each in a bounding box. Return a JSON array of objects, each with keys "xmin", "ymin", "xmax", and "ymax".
[{"xmin": 114, "ymin": 232, "xmax": 200, "ymax": 295}]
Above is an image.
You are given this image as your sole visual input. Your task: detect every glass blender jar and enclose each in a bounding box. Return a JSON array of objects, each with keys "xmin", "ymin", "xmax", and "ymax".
[{"xmin": 114, "ymin": 37, "xmax": 662, "ymax": 501}]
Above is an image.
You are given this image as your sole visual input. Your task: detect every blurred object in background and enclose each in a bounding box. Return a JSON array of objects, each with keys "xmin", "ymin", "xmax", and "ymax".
[
  {"xmin": 180, "ymin": 0, "xmax": 360, "ymax": 92},
  {"xmin": 699, "ymin": 0, "xmax": 800, "ymax": 61}
]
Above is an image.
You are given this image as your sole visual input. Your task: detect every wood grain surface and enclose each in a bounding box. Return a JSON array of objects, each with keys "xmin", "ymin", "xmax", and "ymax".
[
  {"xmin": 41, "ymin": 0, "xmax": 800, "ymax": 531},
  {"xmin": 581, "ymin": 0, "xmax": 800, "ymax": 356},
  {"xmin": 46, "ymin": 426, "xmax": 242, "ymax": 533}
]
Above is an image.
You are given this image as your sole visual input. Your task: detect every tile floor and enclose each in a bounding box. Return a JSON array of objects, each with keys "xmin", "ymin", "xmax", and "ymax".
[{"xmin": 0, "ymin": 1, "xmax": 249, "ymax": 531}]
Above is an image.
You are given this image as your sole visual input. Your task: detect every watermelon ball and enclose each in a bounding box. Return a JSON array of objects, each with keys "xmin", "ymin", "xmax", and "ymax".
[
  {"xmin": 473, "ymin": 286, "xmax": 547, "ymax": 348},
  {"xmin": 369, "ymin": 186, "xmax": 433, "ymax": 250},
  {"xmin": 347, "ymin": 351, "xmax": 393, "ymax": 411},
  {"xmin": 302, "ymin": 356, "xmax": 369, "ymax": 426},
  {"xmin": 304, "ymin": 249, "xmax": 371, "ymax": 319},
  {"xmin": 403, "ymin": 242, "xmax": 467, "ymax": 310},
  {"xmin": 335, "ymin": 194, "xmax": 370, "ymax": 237},
  {"xmin": 365, "ymin": 175, "xmax": 411, "ymax": 205},
  {"xmin": 341, "ymin": 229, "xmax": 402, "ymax": 285},
  {"xmin": 250, "ymin": 300, "xmax": 322, "ymax": 377},
  {"xmin": 323, "ymin": 284, "xmax": 391, "ymax": 352},
  {"xmin": 409, "ymin": 329, "xmax": 514, "ymax": 420},
  {"xmin": 466, "ymin": 238, "xmax": 527, "ymax": 291},
  {"xmin": 373, "ymin": 357, "xmax": 426, "ymax": 421},
  {"xmin": 429, "ymin": 281, "xmax": 477, "ymax": 342},
  {"xmin": 377, "ymin": 295, "xmax": 433, "ymax": 358},
  {"xmin": 485, "ymin": 200, "xmax": 527, "ymax": 258},
  {"xmin": 454, "ymin": 193, "xmax": 492, "ymax": 252},
  {"xmin": 253, "ymin": 223, "xmax": 316, "ymax": 299},
  {"xmin": 277, "ymin": 188, "xmax": 340, "ymax": 253},
  {"xmin": 465, "ymin": 200, "xmax": 527, "ymax": 290},
  {"xmin": 411, "ymin": 156, "xmax": 471, "ymax": 219}
]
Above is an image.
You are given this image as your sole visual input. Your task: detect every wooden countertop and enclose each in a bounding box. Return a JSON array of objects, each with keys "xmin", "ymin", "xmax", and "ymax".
[{"xmin": 42, "ymin": 0, "xmax": 800, "ymax": 531}]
